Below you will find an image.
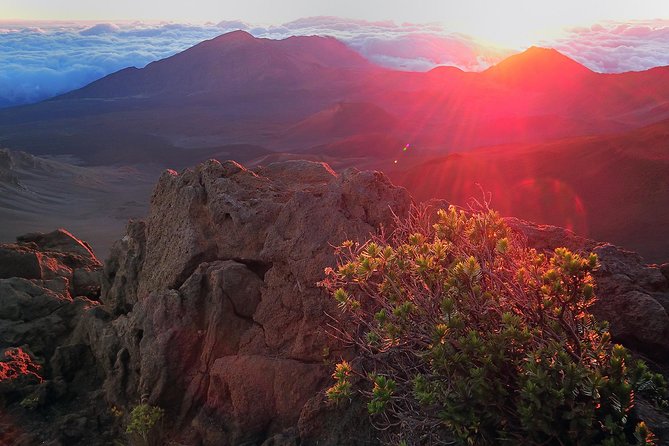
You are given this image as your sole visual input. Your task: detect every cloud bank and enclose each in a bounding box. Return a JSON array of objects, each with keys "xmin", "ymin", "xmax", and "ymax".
[
  {"xmin": 0, "ymin": 21, "xmax": 224, "ymax": 107},
  {"xmin": 549, "ymin": 20, "xmax": 669, "ymax": 73},
  {"xmin": 1, "ymin": 17, "xmax": 668, "ymax": 108}
]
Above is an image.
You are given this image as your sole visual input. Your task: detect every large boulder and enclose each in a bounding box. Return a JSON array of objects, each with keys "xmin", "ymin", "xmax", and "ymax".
[
  {"xmin": 90, "ymin": 159, "xmax": 411, "ymax": 444},
  {"xmin": 0, "ymin": 230, "xmax": 102, "ymax": 356},
  {"xmin": 87, "ymin": 161, "xmax": 669, "ymax": 444}
]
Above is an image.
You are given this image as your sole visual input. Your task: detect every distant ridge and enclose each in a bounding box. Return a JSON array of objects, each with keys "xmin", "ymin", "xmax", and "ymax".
[{"xmin": 60, "ymin": 30, "xmax": 375, "ymax": 100}]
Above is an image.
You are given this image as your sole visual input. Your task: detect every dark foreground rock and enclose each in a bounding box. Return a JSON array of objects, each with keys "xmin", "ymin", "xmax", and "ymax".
[
  {"xmin": 0, "ymin": 160, "xmax": 668, "ymax": 445},
  {"xmin": 0, "ymin": 229, "xmax": 108, "ymax": 445}
]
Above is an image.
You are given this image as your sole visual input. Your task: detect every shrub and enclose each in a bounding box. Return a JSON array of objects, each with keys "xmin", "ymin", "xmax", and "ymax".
[
  {"xmin": 321, "ymin": 205, "xmax": 666, "ymax": 445},
  {"xmin": 126, "ymin": 403, "xmax": 164, "ymax": 446}
]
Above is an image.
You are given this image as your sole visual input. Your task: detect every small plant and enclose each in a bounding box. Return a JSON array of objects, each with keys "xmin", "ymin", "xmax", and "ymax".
[
  {"xmin": 126, "ymin": 403, "xmax": 164, "ymax": 446},
  {"xmin": 111, "ymin": 405, "xmax": 124, "ymax": 418},
  {"xmin": 326, "ymin": 360, "xmax": 353, "ymax": 404},
  {"xmin": 19, "ymin": 393, "xmax": 39, "ymax": 410},
  {"xmin": 321, "ymin": 204, "xmax": 667, "ymax": 445}
]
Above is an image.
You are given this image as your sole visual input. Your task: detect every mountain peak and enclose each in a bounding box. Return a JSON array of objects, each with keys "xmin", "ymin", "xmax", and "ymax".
[
  {"xmin": 213, "ymin": 29, "xmax": 256, "ymax": 42},
  {"xmin": 198, "ymin": 30, "xmax": 258, "ymax": 49},
  {"xmin": 484, "ymin": 46, "xmax": 593, "ymax": 85}
]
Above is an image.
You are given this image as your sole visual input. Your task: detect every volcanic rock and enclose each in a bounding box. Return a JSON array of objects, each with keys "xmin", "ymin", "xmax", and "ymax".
[
  {"xmin": 90, "ymin": 159, "xmax": 411, "ymax": 444},
  {"xmin": 0, "ymin": 230, "xmax": 106, "ymax": 445},
  {"xmin": 508, "ymin": 219, "xmax": 669, "ymax": 361}
]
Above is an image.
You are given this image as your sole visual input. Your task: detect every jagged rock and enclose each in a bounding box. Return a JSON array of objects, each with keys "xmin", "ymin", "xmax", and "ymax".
[
  {"xmin": 0, "ymin": 229, "xmax": 102, "ymax": 300},
  {"xmin": 0, "ymin": 231, "xmax": 103, "ymax": 357},
  {"xmin": 0, "ymin": 148, "xmax": 23, "ymax": 188},
  {"xmin": 0, "ymin": 246, "xmax": 42, "ymax": 280},
  {"xmin": 0, "ymin": 278, "xmax": 92, "ymax": 358},
  {"xmin": 204, "ymin": 355, "xmax": 324, "ymax": 444},
  {"xmin": 0, "ymin": 231, "xmax": 108, "ymax": 445},
  {"xmin": 661, "ymin": 263, "xmax": 669, "ymax": 282},
  {"xmin": 101, "ymin": 219, "xmax": 146, "ymax": 314},
  {"xmin": 95, "ymin": 159, "xmax": 411, "ymax": 443},
  {"xmin": 17, "ymin": 229, "xmax": 97, "ymax": 262},
  {"xmin": 81, "ymin": 161, "xmax": 669, "ymax": 443},
  {"xmin": 505, "ymin": 216, "xmax": 595, "ymax": 253}
]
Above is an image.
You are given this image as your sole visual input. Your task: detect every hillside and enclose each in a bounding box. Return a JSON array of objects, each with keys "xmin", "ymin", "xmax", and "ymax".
[
  {"xmin": 391, "ymin": 118, "xmax": 669, "ymax": 262},
  {"xmin": 0, "ymin": 149, "xmax": 156, "ymax": 256}
]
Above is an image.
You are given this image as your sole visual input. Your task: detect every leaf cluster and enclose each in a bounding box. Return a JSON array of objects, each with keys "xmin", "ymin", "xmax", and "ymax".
[{"xmin": 321, "ymin": 205, "xmax": 667, "ymax": 445}]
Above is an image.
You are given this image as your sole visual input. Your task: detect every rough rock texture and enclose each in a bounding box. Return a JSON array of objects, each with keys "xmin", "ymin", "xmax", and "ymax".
[
  {"xmin": 1, "ymin": 160, "xmax": 668, "ymax": 445},
  {"xmin": 88, "ymin": 159, "xmax": 411, "ymax": 444},
  {"xmin": 0, "ymin": 148, "xmax": 22, "ymax": 188},
  {"xmin": 0, "ymin": 230, "xmax": 109, "ymax": 445}
]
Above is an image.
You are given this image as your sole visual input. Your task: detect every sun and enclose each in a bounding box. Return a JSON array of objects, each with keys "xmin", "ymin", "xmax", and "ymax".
[{"xmin": 445, "ymin": 12, "xmax": 570, "ymax": 49}]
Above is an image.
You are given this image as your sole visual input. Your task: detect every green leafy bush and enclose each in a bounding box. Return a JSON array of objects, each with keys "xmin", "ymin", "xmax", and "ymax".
[
  {"xmin": 321, "ymin": 205, "xmax": 666, "ymax": 445},
  {"xmin": 126, "ymin": 403, "xmax": 164, "ymax": 446}
]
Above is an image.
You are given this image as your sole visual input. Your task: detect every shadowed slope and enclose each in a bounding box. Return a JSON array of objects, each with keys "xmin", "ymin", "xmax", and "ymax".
[{"xmin": 392, "ymin": 118, "xmax": 669, "ymax": 262}]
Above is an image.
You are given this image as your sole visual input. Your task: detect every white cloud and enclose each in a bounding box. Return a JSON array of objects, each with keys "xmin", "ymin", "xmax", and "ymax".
[
  {"xmin": 0, "ymin": 21, "xmax": 225, "ymax": 107},
  {"xmin": 80, "ymin": 22, "xmax": 121, "ymax": 35},
  {"xmin": 546, "ymin": 20, "xmax": 669, "ymax": 73},
  {"xmin": 275, "ymin": 17, "xmax": 510, "ymax": 71}
]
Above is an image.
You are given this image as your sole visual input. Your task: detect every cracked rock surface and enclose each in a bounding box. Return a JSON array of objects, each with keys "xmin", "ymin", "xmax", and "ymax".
[{"xmin": 94, "ymin": 159, "xmax": 411, "ymax": 444}]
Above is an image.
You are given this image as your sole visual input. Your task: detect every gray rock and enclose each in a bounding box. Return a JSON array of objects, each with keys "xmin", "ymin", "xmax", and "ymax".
[{"xmin": 17, "ymin": 229, "xmax": 98, "ymax": 263}]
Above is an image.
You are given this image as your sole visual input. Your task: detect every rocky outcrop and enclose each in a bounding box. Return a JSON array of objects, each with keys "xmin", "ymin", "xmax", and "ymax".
[
  {"xmin": 87, "ymin": 159, "xmax": 411, "ymax": 444},
  {"xmin": 0, "ymin": 229, "xmax": 108, "ymax": 445},
  {"xmin": 1, "ymin": 160, "xmax": 668, "ymax": 445},
  {"xmin": 0, "ymin": 229, "xmax": 102, "ymax": 354}
]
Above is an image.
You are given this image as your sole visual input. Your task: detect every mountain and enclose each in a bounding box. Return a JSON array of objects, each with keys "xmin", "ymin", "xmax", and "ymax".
[
  {"xmin": 1, "ymin": 33, "xmax": 668, "ymax": 262},
  {"xmin": 391, "ymin": 117, "xmax": 669, "ymax": 262},
  {"xmin": 2, "ymin": 36, "xmax": 669, "ymax": 166},
  {"xmin": 481, "ymin": 46, "xmax": 595, "ymax": 87},
  {"xmin": 61, "ymin": 30, "xmax": 374, "ymax": 102},
  {"xmin": 279, "ymin": 102, "xmax": 398, "ymax": 148},
  {"xmin": 0, "ymin": 32, "xmax": 388, "ymax": 165}
]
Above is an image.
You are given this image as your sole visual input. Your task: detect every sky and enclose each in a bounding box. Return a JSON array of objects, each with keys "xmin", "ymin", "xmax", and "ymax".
[
  {"xmin": 1, "ymin": 1, "xmax": 669, "ymax": 107},
  {"xmin": 5, "ymin": 0, "xmax": 669, "ymax": 47}
]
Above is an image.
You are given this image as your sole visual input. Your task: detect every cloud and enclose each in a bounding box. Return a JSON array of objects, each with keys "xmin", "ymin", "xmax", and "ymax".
[
  {"xmin": 547, "ymin": 19, "xmax": 669, "ymax": 73},
  {"xmin": 1, "ymin": 17, "xmax": 668, "ymax": 107},
  {"xmin": 80, "ymin": 23, "xmax": 121, "ymax": 35},
  {"xmin": 274, "ymin": 16, "xmax": 510, "ymax": 71},
  {"xmin": 216, "ymin": 20, "xmax": 250, "ymax": 31},
  {"xmin": 0, "ymin": 21, "xmax": 225, "ymax": 107}
]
